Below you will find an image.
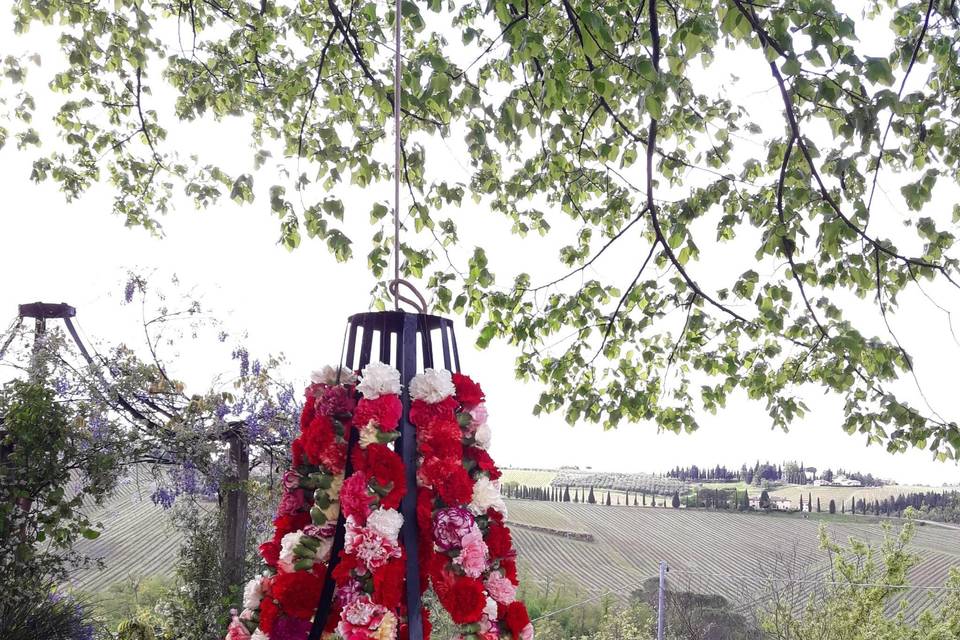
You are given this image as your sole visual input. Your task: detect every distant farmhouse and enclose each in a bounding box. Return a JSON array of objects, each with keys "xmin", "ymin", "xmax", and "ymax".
[
  {"xmin": 749, "ymin": 496, "xmax": 793, "ymax": 510},
  {"xmin": 813, "ymin": 474, "xmax": 862, "ymax": 487}
]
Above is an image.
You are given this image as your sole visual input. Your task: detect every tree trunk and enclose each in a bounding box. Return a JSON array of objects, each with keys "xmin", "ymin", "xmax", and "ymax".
[{"xmin": 223, "ymin": 428, "xmax": 249, "ymax": 594}]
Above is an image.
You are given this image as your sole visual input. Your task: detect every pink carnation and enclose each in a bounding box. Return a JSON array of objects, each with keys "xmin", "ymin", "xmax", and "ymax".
[
  {"xmin": 281, "ymin": 469, "xmax": 302, "ymax": 490},
  {"xmin": 277, "ymin": 488, "xmax": 306, "ymax": 517},
  {"xmin": 225, "ymin": 613, "xmax": 252, "ymax": 640},
  {"xmin": 336, "ymin": 579, "xmax": 366, "ymax": 608},
  {"xmin": 466, "ymin": 403, "xmax": 488, "ymax": 434},
  {"xmin": 345, "ymin": 521, "xmax": 402, "ymax": 572},
  {"xmin": 340, "ymin": 471, "xmax": 374, "ymax": 523},
  {"xmin": 338, "ymin": 596, "xmax": 389, "ymax": 640},
  {"xmin": 303, "ymin": 523, "xmax": 336, "ymax": 539},
  {"xmin": 484, "ymin": 571, "xmax": 516, "ymax": 605},
  {"xmin": 316, "ymin": 384, "xmax": 356, "ymax": 418},
  {"xmin": 433, "ymin": 507, "xmax": 475, "ymax": 551},
  {"xmin": 454, "ymin": 525, "xmax": 489, "ymax": 578}
]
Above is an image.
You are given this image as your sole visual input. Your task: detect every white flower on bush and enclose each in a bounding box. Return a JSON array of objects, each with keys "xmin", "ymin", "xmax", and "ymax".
[
  {"xmin": 357, "ymin": 362, "xmax": 402, "ymax": 399},
  {"xmin": 367, "ymin": 508, "xmax": 404, "ymax": 542},
  {"xmin": 242, "ymin": 575, "xmax": 265, "ymax": 609},
  {"xmin": 311, "ymin": 365, "xmax": 358, "ymax": 386},
  {"xmin": 474, "ymin": 421, "xmax": 492, "ymax": 449},
  {"xmin": 251, "ymin": 630, "xmax": 270, "ymax": 640},
  {"xmin": 278, "ymin": 531, "xmax": 303, "ymax": 572},
  {"xmin": 469, "ymin": 476, "xmax": 507, "ymax": 516},
  {"xmin": 409, "ymin": 368, "xmax": 455, "ymax": 403}
]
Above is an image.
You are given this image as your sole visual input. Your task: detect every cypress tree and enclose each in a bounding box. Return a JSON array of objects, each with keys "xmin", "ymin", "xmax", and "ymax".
[
  {"xmin": 634, "ymin": 495, "xmax": 639, "ymax": 506},
  {"xmin": 817, "ymin": 497, "xmax": 821, "ymax": 513},
  {"xmin": 799, "ymin": 494, "xmax": 804, "ymax": 511},
  {"xmin": 605, "ymin": 492, "xmax": 612, "ymax": 506},
  {"xmin": 588, "ymin": 487, "xmax": 596, "ymax": 504},
  {"xmin": 573, "ymin": 489, "xmax": 579, "ymax": 503},
  {"xmin": 671, "ymin": 491, "xmax": 681, "ymax": 508},
  {"xmin": 642, "ymin": 492, "xmax": 647, "ymax": 506},
  {"xmin": 808, "ymin": 492, "xmax": 812, "ymax": 512},
  {"xmin": 563, "ymin": 486, "xmax": 570, "ymax": 502},
  {"xmin": 829, "ymin": 499, "xmax": 836, "ymax": 514}
]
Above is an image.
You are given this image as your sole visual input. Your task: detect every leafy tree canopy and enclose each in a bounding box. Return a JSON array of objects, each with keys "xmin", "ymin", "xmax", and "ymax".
[{"xmin": 3, "ymin": 0, "xmax": 960, "ymax": 458}]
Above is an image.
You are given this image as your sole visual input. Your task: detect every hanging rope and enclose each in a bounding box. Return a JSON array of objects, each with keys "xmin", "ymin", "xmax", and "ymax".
[
  {"xmin": 388, "ymin": 0, "xmax": 429, "ymax": 314},
  {"xmin": 392, "ymin": 0, "xmax": 402, "ymax": 311}
]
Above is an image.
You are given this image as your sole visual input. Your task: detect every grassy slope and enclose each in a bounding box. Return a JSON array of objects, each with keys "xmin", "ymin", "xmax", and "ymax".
[{"xmin": 506, "ymin": 499, "xmax": 960, "ymax": 620}]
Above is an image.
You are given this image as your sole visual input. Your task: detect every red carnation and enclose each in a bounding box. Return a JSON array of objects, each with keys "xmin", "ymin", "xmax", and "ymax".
[
  {"xmin": 438, "ymin": 576, "xmax": 486, "ymax": 624},
  {"xmin": 272, "ymin": 570, "xmax": 324, "ymax": 619},
  {"xmin": 258, "ymin": 596, "xmax": 280, "ymax": 632},
  {"xmin": 259, "ymin": 539, "xmax": 280, "ymax": 568},
  {"xmin": 273, "ymin": 511, "xmax": 311, "ymax": 540},
  {"xmin": 355, "ymin": 444, "xmax": 407, "ymax": 509},
  {"xmin": 301, "ymin": 414, "xmax": 345, "ymax": 473},
  {"xmin": 419, "ymin": 458, "xmax": 473, "ymax": 505},
  {"xmin": 332, "ymin": 553, "xmax": 359, "ymax": 583},
  {"xmin": 416, "ymin": 487, "xmax": 435, "ymax": 532},
  {"xmin": 500, "ymin": 557, "xmax": 519, "ymax": 585},
  {"xmin": 486, "ymin": 507, "xmax": 505, "ymax": 524},
  {"xmin": 409, "ymin": 397, "xmax": 459, "ymax": 429},
  {"xmin": 354, "ymin": 394, "xmax": 403, "ymax": 431},
  {"xmin": 340, "ymin": 471, "xmax": 374, "ymax": 523},
  {"xmin": 438, "ymin": 464, "xmax": 473, "ymax": 506},
  {"xmin": 373, "ymin": 557, "xmax": 406, "ymax": 609},
  {"xmin": 465, "ymin": 446, "xmax": 501, "ymax": 480},
  {"xmin": 485, "ymin": 522, "xmax": 514, "ymax": 560},
  {"xmin": 299, "ymin": 397, "xmax": 316, "ymax": 433},
  {"xmin": 452, "ymin": 373, "xmax": 484, "ymax": 405},
  {"xmin": 504, "ymin": 601, "xmax": 531, "ymax": 636},
  {"xmin": 291, "ymin": 437, "xmax": 306, "ymax": 469}
]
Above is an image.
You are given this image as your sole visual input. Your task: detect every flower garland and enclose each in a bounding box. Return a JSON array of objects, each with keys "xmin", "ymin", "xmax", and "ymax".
[
  {"xmin": 411, "ymin": 369, "xmax": 533, "ymax": 640},
  {"xmin": 331, "ymin": 362, "xmax": 409, "ymax": 640},
  {"xmin": 226, "ymin": 366, "xmax": 356, "ymax": 640}
]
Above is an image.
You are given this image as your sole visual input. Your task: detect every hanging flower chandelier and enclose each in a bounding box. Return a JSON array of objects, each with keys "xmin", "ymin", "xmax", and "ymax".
[{"xmin": 226, "ymin": 356, "xmax": 532, "ymax": 640}]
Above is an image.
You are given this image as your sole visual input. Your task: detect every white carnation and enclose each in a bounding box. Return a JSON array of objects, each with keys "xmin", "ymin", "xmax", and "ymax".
[
  {"xmin": 409, "ymin": 368, "xmax": 455, "ymax": 403},
  {"xmin": 367, "ymin": 508, "xmax": 404, "ymax": 542},
  {"xmin": 311, "ymin": 365, "xmax": 358, "ymax": 386},
  {"xmin": 278, "ymin": 531, "xmax": 303, "ymax": 571},
  {"xmin": 316, "ymin": 535, "xmax": 334, "ymax": 563},
  {"xmin": 474, "ymin": 422, "xmax": 492, "ymax": 449},
  {"xmin": 483, "ymin": 597, "xmax": 498, "ymax": 621},
  {"xmin": 251, "ymin": 631, "xmax": 270, "ymax": 640},
  {"xmin": 359, "ymin": 422, "xmax": 380, "ymax": 449},
  {"xmin": 242, "ymin": 575, "xmax": 265, "ymax": 610},
  {"xmin": 356, "ymin": 362, "xmax": 402, "ymax": 399},
  {"xmin": 470, "ymin": 476, "xmax": 507, "ymax": 517}
]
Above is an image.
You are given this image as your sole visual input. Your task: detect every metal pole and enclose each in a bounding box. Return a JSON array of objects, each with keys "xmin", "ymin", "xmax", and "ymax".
[{"xmin": 657, "ymin": 561, "xmax": 668, "ymax": 640}]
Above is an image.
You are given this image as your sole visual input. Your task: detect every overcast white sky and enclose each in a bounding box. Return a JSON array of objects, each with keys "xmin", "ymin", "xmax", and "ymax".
[{"xmin": 2, "ymin": 9, "xmax": 959, "ymax": 486}]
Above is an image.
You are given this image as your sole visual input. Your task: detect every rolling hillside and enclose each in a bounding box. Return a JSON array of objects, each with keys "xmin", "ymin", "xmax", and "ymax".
[
  {"xmin": 506, "ymin": 500, "xmax": 960, "ymax": 620},
  {"xmin": 69, "ymin": 476, "xmax": 960, "ymax": 622}
]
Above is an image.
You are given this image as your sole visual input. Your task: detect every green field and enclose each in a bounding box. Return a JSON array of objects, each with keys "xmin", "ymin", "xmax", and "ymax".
[{"xmin": 505, "ymin": 499, "xmax": 960, "ymax": 621}]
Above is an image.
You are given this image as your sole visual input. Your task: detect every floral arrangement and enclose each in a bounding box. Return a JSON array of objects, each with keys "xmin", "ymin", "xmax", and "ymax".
[
  {"xmin": 226, "ymin": 363, "xmax": 532, "ymax": 640},
  {"xmin": 411, "ymin": 369, "xmax": 532, "ymax": 640}
]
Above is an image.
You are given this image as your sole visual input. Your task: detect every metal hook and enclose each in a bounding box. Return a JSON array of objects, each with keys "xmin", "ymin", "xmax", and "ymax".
[{"xmin": 388, "ymin": 279, "xmax": 428, "ymax": 314}]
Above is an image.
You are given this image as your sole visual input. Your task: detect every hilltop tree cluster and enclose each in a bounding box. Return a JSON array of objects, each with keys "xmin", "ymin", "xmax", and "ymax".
[{"xmin": 667, "ymin": 461, "xmax": 886, "ymax": 486}]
